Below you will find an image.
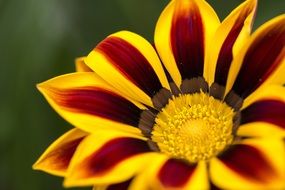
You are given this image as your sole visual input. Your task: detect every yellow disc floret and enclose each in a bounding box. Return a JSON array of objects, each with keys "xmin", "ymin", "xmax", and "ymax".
[{"xmin": 151, "ymin": 92, "xmax": 235, "ymax": 163}]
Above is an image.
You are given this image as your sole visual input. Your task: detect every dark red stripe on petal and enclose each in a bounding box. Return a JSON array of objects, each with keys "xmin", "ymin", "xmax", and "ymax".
[
  {"xmin": 48, "ymin": 87, "xmax": 141, "ymax": 127},
  {"xmin": 210, "ymin": 182, "xmax": 222, "ymax": 190},
  {"xmin": 215, "ymin": 7, "xmax": 255, "ymax": 86},
  {"xmin": 158, "ymin": 159, "xmax": 196, "ymax": 188},
  {"xmin": 44, "ymin": 137, "xmax": 84, "ymax": 171},
  {"xmin": 241, "ymin": 99, "xmax": 285, "ymax": 129},
  {"xmin": 96, "ymin": 37, "xmax": 163, "ymax": 97},
  {"xmin": 106, "ymin": 178, "xmax": 132, "ymax": 190},
  {"xmin": 171, "ymin": 2, "xmax": 205, "ymax": 79},
  {"xmin": 232, "ymin": 22, "xmax": 285, "ymax": 98},
  {"xmin": 81, "ymin": 138, "xmax": 150, "ymax": 177},
  {"xmin": 218, "ymin": 144, "xmax": 277, "ymax": 182}
]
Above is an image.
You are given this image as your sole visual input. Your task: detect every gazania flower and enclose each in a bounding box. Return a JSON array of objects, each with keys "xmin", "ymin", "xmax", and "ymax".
[{"xmin": 33, "ymin": 0, "xmax": 285, "ymax": 189}]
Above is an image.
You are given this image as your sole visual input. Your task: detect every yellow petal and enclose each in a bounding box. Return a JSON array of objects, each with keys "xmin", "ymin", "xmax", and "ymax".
[
  {"xmin": 85, "ymin": 31, "xmax": 170, "ymax": 107},
  {"xmin": 33, "ymin": 129, "xmax": 87, "ymax": 176},
  {"xmin": 206, "ymin": 0, "xmax": 257, "ymax": 90},
  {"xmin": 75, "ymin": 57, "xmax": 93, "ymax": 72},
  {"xmin": 237, "ymin": 122, "xmax": 285, "ymax": 138},
  {"xmin": 63, "ymin": 130, "xmax": 154, "ymax": 187},
  {"xmin": 37, "ymin": 72, "xmax": 145, "ymax": 135},
  {"xmin": 129, "ymin": 154, "xmax": 168, "ymax": 190},
  {"xmin": 238, "ymin": 85, "xmax": 285, "ymax": 138},
  {"xmin": 130, "ymin": 155, "xmax": 208, "ymax": 190},
  {"xmin": 243, "ymin": 84, "xmax": 285, "ymax": 108},
  {"xmin": 155, "ymin": 0, "xmax": 220, "ymax": 87},
  {"xmin": 225, "ymin": 15, "xmax": 285, "ymax": 99},
  {"xmin": 210, "ymin": 138, "xmax": 285, "ymax": 189}
]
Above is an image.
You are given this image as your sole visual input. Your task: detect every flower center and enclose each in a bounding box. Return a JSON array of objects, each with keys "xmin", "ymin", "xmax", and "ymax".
[{"xmin": 151, "ymin": 92, "xmax": 235, "ymax": 163}]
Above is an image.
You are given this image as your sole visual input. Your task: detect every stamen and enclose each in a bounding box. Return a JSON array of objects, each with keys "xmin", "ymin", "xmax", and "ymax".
[{"xmin": 151, "ymin": 92, "xmax": 235, "ymax": 163}]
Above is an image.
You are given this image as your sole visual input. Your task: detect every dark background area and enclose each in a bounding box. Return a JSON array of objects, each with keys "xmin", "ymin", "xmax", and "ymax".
[{"xmin": 0, "ymin": 0, "xmax": 284, "ymax": 189}]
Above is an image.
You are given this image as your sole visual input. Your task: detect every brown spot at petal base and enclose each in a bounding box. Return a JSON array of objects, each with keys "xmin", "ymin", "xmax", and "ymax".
[
  {"xmin": 180, "ymin": 77, "xmax": 208, "ymax": 94},
  {"xmin": 218, "ymin": 144, "xmax": 277, "ymax": 182},
  {"xmin": 147, "ymin": 140, "xmax": 160, "ymax": 152},
  {"xmin": 209, "ymin": 83, "xmax": 225, "ymax": 100},
  {"xmin": 138, "ymin": 109, "xmax": 158, "ymax": 137},
  {"xmin": 152, "ymin": 88, "xmax": 172, "ymax": 110},
  {"xmin": 169, "ymin": 82, "xmax": 181, "ymax": 96},
  {"xmin": 224, "ymin": 90, "xmax": 244, "ymax": 111}
]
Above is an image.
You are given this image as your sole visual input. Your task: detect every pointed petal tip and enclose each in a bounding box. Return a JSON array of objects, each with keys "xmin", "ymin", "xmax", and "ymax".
[
  {"xmin": 36, "ymin": 83, "xmax": 45, "ymax": 91},
  {"xmin": 63, "ymin": 178, "xmax": 72, "ymax": 188},
  {"xmin": 63, "ymin": 178, "xmax": 76, "ymax": 188},
  {"xmin": 32, "ymin": 160, "xmax": 66, "ymax": 177},
  {"xmin": 32, "ymin": 162, "xmax": 39, "ymax": 170},
  {"xmin": 36, "ymin": 82, "xmax": 52, "ymax": 95}
]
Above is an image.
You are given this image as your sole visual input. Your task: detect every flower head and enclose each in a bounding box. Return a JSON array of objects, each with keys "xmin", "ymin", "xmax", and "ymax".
[{"xmin": 34, "ymin": 0, "xmax": 285, "ymax": 189}]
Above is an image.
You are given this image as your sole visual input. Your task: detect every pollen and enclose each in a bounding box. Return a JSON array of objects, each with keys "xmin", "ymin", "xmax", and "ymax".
[{"xmin": 151, "ymin": 92, "xmax": 235, "ymax": 163}]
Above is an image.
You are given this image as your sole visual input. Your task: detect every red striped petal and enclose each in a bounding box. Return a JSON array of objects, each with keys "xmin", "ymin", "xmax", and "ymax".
[
  {"xmin": 78, "ymin": 137, "xmax": 150, "ymax": 178},
  {"xmin": 33, "ymin": 129, "xmax": 87, "ymax": 176},
  {"xmin": 171, "ymin": 2, "xmax": 204, "ymax": 79},
  {"xmin": 158, "ymin": 159, "xmax": 196, "ymax": 188},
  {"xmin": 214, "ymin": 2, "xmax": 256, "ymax": 86},
  {"xmin": 50, "ymin": 137, "xmax": 84, "ymax": 171},
  {"xmin": 75, "ymin": 57, "xmax": 93, "ymax": 72},
  {"xmin": 96, "ymin": 36, "xmax": 163, "ymax": 97},
  {"xmin": 218, "ymin": 144, "xmax": 277, "ymax": 182},
  {"xmin": 231, "ymin": 21, "xmax": 285, "ymax": 98},
  {"xmin": 241, "ymin": 99, "xmax": 285, "ymax": 129},
  {"xmin": 210, "ymin": 182, "xmax": 222, "ymax": 190},
  {"xmin": 46, "ymin": 87, "xmax": 141, "ymax": 127}
]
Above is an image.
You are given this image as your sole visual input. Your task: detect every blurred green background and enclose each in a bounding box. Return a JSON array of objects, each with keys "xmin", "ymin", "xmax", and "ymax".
[{"xmin": 0, "ymin": 0, "xmax": 284, "ymax": 189}]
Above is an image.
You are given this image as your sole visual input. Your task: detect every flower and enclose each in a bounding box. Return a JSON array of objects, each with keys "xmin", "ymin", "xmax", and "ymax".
[{"xmin": 33, "ymin": 0, "xmax": 285, "ymax": 189}]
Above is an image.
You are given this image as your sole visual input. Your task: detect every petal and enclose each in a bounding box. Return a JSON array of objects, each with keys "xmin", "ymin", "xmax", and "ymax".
[
  {"xmin": 238, "ymin": 99, "xmax": 285, "ymax": 138},
  {"xmin": 157, "ymin": 159, "xmax": 208, "ymax": 190},
  {"xmin": 64, "ymin": 130, "xmax": 153, "ymax": 187},
  {"xmin": 127, "ymin": 154, "xmax": 167, "ymax": 190},
  {"xmin": 155, "ymin": 0, "xmax": 220, "ymax": 87},
  {"xmin": 210, "ymin": 139, "xmax": 285, "ymax": 189},
  {"xmin": 243, "ymin": 84, "xmax": 285, "ymax": 108},
  {"xmin": 85, "ymin": 31, "xmax": 170, "ymax": 107},
  {"xmin": 38, "ymin": 72, "xmax": 145, "ymax": 135},
  {"xmin": 207, "ymin": 0, "xmax": 257, "ymax": 91},
  {"xmin": 33, "ymin": 129, "xmax": 87, "ymax": 176},
  {"xmin": 237, "ymin": 123, "xmax": 285, "ymax": 139},
  {"xmin": 75, "ymin": 57, "xmax": 93, "ymax": 72},
  {"xmin": 130, "ymin": 154, "xmax": 208, "ymax": 190},
  {"xmin": 225, "ymin": 15, "xmax": 285, "ymax": 100}
]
